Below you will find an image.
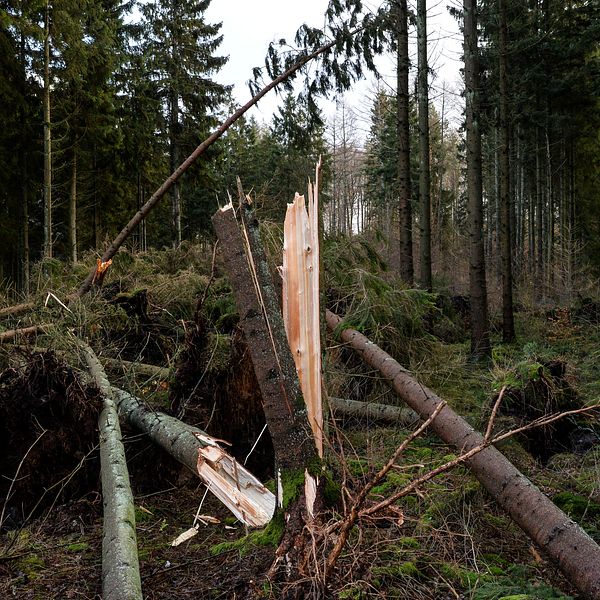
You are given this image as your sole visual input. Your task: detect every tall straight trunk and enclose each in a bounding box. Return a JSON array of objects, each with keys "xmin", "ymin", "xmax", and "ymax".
[
  {"xmin": 535, "ymin": 128, "xmax": 544, "ymax": 294},
  {"xmin": 436, "ymin": 83, "xmax": 445, "ymax": 251},
  {"xmin": 528, "ymin": 148, "xmax": 535, "ymax": 277},
  {"xmin": 498, "ymin": 0, "xmax": 515, "ymax": 342},
  {"xmin": 396, "ymin": 0, "xmax": 413, "ymax": 285},
  {"xmin": 169, "ymin": 87, "xmax": 181, "ymax": 247},
  {"xmin": 545, "ymin": 127, "xmax": 554, "ymax": 286},
  {"xmin": 568, "ymin": 140, "xmax": 575, "ymax": 292},
  {"xmin": 69, "ymin": 150, "xmax": 77, "ymax": 263},
  {"xmin": 93, "ymin": 147, "xmax": 101, "ymax": 250},
  {"xmin": 417, "ymin": 0, "xmax": 432, "ymax": 291},
  {"xmin": 20, "ymin": 30, "xmax": 29, "ymax": 293},
  {"xmin": 463, "ymin": 0, "xmax": 491, "ymax": 358},
  {"xmin": 43, "ymin": 0, "xmax": 52, "ymax": 259}
]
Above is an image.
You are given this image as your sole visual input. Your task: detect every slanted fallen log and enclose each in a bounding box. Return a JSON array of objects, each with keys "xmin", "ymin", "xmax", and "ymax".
[
  {"xmin": 81, "ymin": 344, "xmax": 142, "ymax": 600},
  {"xmin": 329, "ymin": 397, "xmax": 419, "ymax": 427},
  {"xmin": 112, "ymin": 387, "xmax": 275, "ymax": 527},
  {"xmin": 326, "ymin": 309, "xmax": 600, "ymax": 600}
]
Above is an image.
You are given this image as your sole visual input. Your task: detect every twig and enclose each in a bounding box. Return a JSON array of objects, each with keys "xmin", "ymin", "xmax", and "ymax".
[
  {"xmin": 195, "ymin": 239, "xmax": 220, "ymax": 316},
  {"xmin": 324, "ymin": 402, "xmax": 446, "ymax": 577},
  {"xmin": 485, "ymin": 385, "xmax": 507, "ymax": 442},
  {"xmin": 0, "ymin": 430, "xmax": 47, "ymax": 529}
]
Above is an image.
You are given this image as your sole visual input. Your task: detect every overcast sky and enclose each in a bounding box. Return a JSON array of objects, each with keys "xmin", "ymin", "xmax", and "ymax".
[{"xmin": 204, "ymin": 0, "xmax": 464, "ymax": 135}]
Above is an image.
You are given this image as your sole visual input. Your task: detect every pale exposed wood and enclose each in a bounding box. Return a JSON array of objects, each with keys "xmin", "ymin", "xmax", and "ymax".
[
  {"xmin": 111, "ymin": 387, "xmax": 275, "ymax": 527},
  {"xmin": 81, "ymin": 344, "xmax": 142, "ymax": 600},
  {"xmin": 282, "ymin": 186, "xmax": 323, "ymax": 457},
  {"xmin": 102, "ymin": 357, "xmax": 170, "ymax": 379},
  {"xmin": 0, "ymin": 302, "xmax": 35, "ymax": 318},
  {"xmin": 327, "ymin": 309, "xmax": 600, "ymax": 599}
]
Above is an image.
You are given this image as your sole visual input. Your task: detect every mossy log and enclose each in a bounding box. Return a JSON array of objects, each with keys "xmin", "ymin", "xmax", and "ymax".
[
  {"xmin": 81, "ymin": 344, "xmax": 142, "ymax": 600},
  {"xmin": 329, "ymin": 397, "xmax": 419, "ymax": 426},
  {"xmin": 111, "ymin": 387, "xmax": 275, "ymax": 527},
  {"xmin": 327, "ymin": 309, "xmax": 600, "ymax": 600}
]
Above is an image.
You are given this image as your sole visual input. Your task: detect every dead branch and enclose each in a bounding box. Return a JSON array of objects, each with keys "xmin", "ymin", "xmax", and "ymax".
[
  {"xmin": 0, "ymin": 302, "xmax": 35, "ymax": 318},
  {"xmin": 326, "ymin": 309, "xmax": 600, "ymax": 600},
  {"xmin": 0, "ymin": 325, "xmax": 46, "ymax": 342},
  {"xmin": 81, "ymin": 343, "xmax": 143, "ymax": 600}
]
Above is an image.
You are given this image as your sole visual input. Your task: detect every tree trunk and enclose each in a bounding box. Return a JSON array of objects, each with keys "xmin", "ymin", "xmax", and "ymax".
[
  {"xmin": 396, "ymin": 0, "xmax": 414, "ymax": 285},
  {"xmin": 326, "ymin": 310, "xmax": 600, "ymax": 600},
  {"xmin": 112, "ymin": 387, "xmax": 275, "ymax": 527},
  {"xmin": 417, "ymin": 0, "xmax": 432, "ymax": 291},
  {"xmin": 69, "ymin": 150, "xmax": 78, "ymax": 263},
  {"xmin": 43, "ymin": 0, "xmax": 52, "ymax": 259},
  {"xmin": 498, "ymin": 0, "xmax": 515, "ymax": 342},
  {"xmin": 330, "ymin": 396, "xmax": 419, "ymax": 426},
  {"xmin": 81, "ymin": 345, "xmax": 142, "ymax": 600},
  {"xmin": 463, "ymin": 0, "xmax": 491, "ymax": 357},
  {"xmin": 212, "ymin": 200, "xmax": 322, "ymax": 585}
]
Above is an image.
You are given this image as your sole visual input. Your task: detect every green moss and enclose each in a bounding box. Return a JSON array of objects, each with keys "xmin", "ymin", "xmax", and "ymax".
[
  {"xmin": 498, "ymin": 595, "xmax": 530, "ymax": 600},
  {"xmin": 439, "ymin": 562, "xmax": 481, "ymax": 588},
  {"xmin": 553, "ymin": 491, "xmax": 600, "ymax": 520},
  {"xmin": 17, "ymin": 554, "xmax": 45, "ymax": 579},
  {"xmin": 373, "ymin": 561, "xmax": 422, "ymax": 579},
  {"xmin": 66, "ymin": 542, "xmax": 89, "ymax": 552},
  {"xmin": 371, "ymin": 471, "xmax": 411, "ymax": 496},
  {"xmin": 135, "ymin": 506, "xmax": 154, "ymax": 524},
  {"xmin": 210, "ymin": 514, "xmax": 284, "ymax": 557}
]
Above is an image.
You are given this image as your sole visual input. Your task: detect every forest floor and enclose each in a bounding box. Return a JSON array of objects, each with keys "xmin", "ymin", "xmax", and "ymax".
[{"xmin": 0, "ymin": 242, "xmax": 599, "ymax": 599}]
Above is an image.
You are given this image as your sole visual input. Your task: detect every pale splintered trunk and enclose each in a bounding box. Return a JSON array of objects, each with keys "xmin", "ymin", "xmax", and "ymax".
[
  {"xmin": 499, "ymin": 0, "xmax": 515, "ymax": 342},
  {"xmin": 282, "ymin": 184, "xmax": 323, "ymax": 457},
  {"xmin": 69, "ymin": 151, "xmax": 77, "ymax": 263},
  {"xmin": 397, "ymin": 0, "xmax": 413, "ymax": 285},
  {"xmin": 463, "ymin": 0, "xmax": 491, "ymax": 357},
  {"xmin": 43, "ymin": 0, "xmax": 52, "ymax": 259},
  {"xmin": 417, "ymin": 0, "xmax": 432, "ymax": 291}
]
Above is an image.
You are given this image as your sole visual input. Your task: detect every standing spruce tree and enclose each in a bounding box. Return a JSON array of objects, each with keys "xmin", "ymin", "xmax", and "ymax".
[
  {"xmin": 138, "ymin": 0, "xmax": 228, "ymax": 246},
  {"xmin": 463, "ymin": 0, "xmax": 491, "ymax": 358},
  {"xmin": 395, "ymin": 0, "xmax": 414, "ymax": 285}
]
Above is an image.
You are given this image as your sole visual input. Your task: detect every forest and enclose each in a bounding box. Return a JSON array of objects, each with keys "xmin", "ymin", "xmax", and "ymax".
[{"xmin": 1, "ymin": 0, "xmax": 600, "ymax": 599}]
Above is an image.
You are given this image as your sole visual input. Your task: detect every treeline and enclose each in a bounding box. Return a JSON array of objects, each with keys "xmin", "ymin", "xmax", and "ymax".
[{"xmin": 1, "ymin": 0, "xmax": 599, "ymax": 321}]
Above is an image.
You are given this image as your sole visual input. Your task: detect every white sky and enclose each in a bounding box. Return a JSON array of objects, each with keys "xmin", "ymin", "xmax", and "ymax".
[{"xmin": 205, "ymin": 0, "xmax": 465, "ymax": 139}]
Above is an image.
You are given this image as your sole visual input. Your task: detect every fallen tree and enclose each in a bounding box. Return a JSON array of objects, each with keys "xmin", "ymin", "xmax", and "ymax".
[
  {"xmin": 326, "ymin": 309, "xmax": 600, "ymax": 599},
  {"xmin": 111, "ymin": 387, "xmax": 275, "ymax": 528},
  {"xmin": 329, "ymin": 396, "xmax": 419, "ymax": 426},
  {"xmin": 81, "ymin": 344, "xmax": 143, "ymax": 600},
  {"xmin": 0, "ymin": 325, "xmax": 46, "ymax": 343},
  {"xmin": 0, "ymin": 302, "xmax": 35, "ymax": 318}
]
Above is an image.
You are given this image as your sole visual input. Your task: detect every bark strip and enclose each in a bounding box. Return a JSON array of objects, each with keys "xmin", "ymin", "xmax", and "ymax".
[
  {"xmin": 81, "ymin": 344, "xmax": 142, "ymax": 600},
  {"xmin": 326, "ymin": 309, "xmax": 600, "ymax": 600},
  {"xmin": 111, "ymin": 387, "xmax": 275, "ymax": 527}
]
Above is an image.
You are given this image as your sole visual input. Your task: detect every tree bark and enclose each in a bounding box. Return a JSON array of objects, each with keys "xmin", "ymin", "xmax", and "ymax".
[
  {"xmin": 396, "ymin": 0, "xmax": 414, "ymax": 285},
  {"xmin": 43, "ymin": 0, "xmax": 52, "ymax": 259},
  {"xmin": 212, "ymin": 200, "xmax": 322, "ymax": 583},
  {"xmin": 81, "ymin": 345, "xmax": 142, "ymax": 600},
  {"xmin": 498, "ymin": 0, "xmax": 515, "ymax": 342},
  {"xmin": 326, "ymin": 309, "xmax": 600, "ymax": 600},
  {"xmin": 69, "ymin": 150, "xmax": 78, "ymax": 263},
  {"xmin": 0, "ymin": 325, "xmax": 45, "ymax": 342},
  {"xmin": 463, "ymin": 0, "xmax": 491, "ymax": 358},
  {"xmin": 0, "ymin": 302, "xmax": 35, "ymax": 318},
  {"xmin": 417, "ymin": 0, "xmax": 432, "ymax": 291}
]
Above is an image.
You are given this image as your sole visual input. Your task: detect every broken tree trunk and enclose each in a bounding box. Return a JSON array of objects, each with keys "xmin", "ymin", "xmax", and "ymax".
[
  {"xmin": 112, "ymin": 387, "xmax": 275, "ymax": 527},
  {"xmin": 326, "ymin": 309, "xmax": 600, "ymax": 600},
  {"xmin": 329, "ymin": 397, "xmax": 419, "ymax": 427},
  {"xmin": 213, "ymin": 200, "xmax": 321, "ymax": 582},
  {"xmin": 81, "ymin": 344, "xmax": 142, "ymax": 600},
  {"xmin": 282, "ymin": 188, "xmax": 323, "ymax": 456}
]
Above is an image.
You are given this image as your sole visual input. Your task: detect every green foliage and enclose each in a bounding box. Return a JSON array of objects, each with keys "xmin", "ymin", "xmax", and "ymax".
[
  {"xmin": 552, "ymin": 491, "xmax": 600, "ymax": 521},
  {"xmin": 210, "ymin": 513, "xmax": 284, "ymax": 557}
]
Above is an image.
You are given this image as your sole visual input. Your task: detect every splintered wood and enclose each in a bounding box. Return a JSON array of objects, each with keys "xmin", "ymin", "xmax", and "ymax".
[
  {"xmin": 195, "ymin": 433, "xmax": 276, "ymax": 528},
  {"xmin": 281, "ymin": 168, "xmax": 324, "ymax": 457}
]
